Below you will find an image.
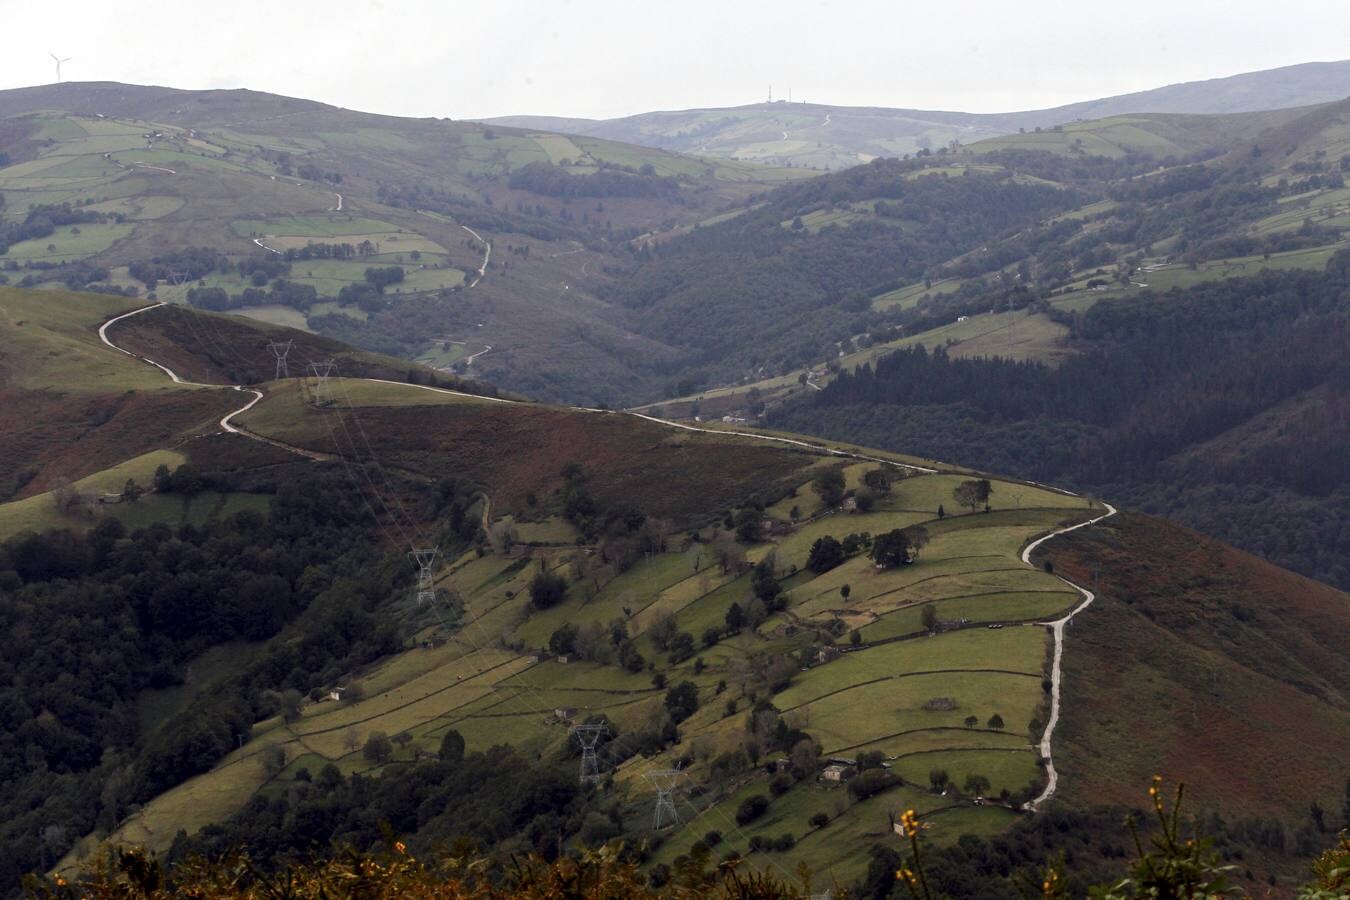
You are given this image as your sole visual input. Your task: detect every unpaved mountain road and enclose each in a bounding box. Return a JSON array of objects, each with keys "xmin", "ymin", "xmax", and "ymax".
[
  {"xmin": 98, "ymin": 303, "xmax": 330, "ymax": 459},
  {"xmin": 1021, "ymin": 502, "xmax": 1120, "ymax": 810}
]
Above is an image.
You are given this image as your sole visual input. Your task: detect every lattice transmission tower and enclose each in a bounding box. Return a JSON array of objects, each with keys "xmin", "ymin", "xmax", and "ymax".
[
  {"xmin": 644, "ymin": 769, "xmax": 683, "ymax": 829},
  {"xmin": 310, "ymin": 359, "xmax": 336, "ymax": 404},
  {"xmin": 408, "ymin": 547, "xmax": 439, "ymax": 604},
  {"xmin": 267, "ymin": 340, "xmax": 293, "ymax": 379},
  {"xmin": 572, "ymin": 722, "xmax": 609, "ymax": 786}
]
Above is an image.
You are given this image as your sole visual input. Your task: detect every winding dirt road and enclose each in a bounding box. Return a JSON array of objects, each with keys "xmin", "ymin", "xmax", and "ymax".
[
  {"xmin": 1021, "ymin": 501, "xmax": 1119, "ymax": 811},
  {"xmin": 98, "ymin": 303, "xmax": 328, "ymax": 459},
  {"xmin": 460, "ymin": 225, "xmax": 490, "ymax": 287}
]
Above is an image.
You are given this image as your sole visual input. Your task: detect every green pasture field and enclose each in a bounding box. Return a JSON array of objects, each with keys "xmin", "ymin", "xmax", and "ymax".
[
  {"xmin": 856, "ymin": 590, "xmax": 1078, "ymax": 641},
  {"xmin": 763, "ymin": 509, "xmax": 930, "ymax": 570},
  {"xmin": 414, "ymin": 341, "xmax": 468, "ymax": 368},
  {"xmin": 515, "ymin": 549, "xmax": 702, "ymax": 646},
  {"xmin": 865, "ymin": 309, "xmax": 1072, "ymax": 366},
  {"xmin": 888, "ymin": 747, "xmax": 1041, "ymax": 796},
  {"xmin": 971, "ymin": 117, "xmax": 1187, "ymax": 159},
  {"xmin": 291, "ymin": 655, "xmax": 534, "ymax": 758},
  {"xmin": 229, "ymin": 305, "xmax": 309, "ymax": 331},
  {"xmin": 870, "ymin": 277, "xmax": 968, "ymax": 312},
  {"xmin": 0, "ymin": 287, "xmax": 185, "ymax": 391},
  {"xmin": 530, "ymin": 133, "xmax": 589, "ymax": 165},
  {"xmin": 843, "ymin": 726, "xmax": 1029, "ymax": 759},
  {"xmin": 1, "ymin": 222, "xmax": 135, "ymax": 262},
  {"xmin": 795, "ymin": 671, "xmax": 1045, "ymax": 755},
  {"xmin": 777, "ymin": 626, "xmax": 1046, "ymax": 707},
  {"xmin": 1136, "ymin": 242, "xmax": 1346, "ymax": 291},
  {"xmin": 892, "ymin": 474, "xmax": 1083, "ymax": 513}
]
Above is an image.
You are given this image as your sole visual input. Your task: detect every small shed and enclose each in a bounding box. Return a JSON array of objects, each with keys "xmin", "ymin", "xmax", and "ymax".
[
  {"xmin": 553, "ymin": 706, "xmax": 577, "ymax": 722},
  {"xmin": 821, "ymin": 764, "xmax": 857, "ymax": 782},
  {"xmin": 815, "ymin": 646, "xmax": 841, "ymax": 665}
]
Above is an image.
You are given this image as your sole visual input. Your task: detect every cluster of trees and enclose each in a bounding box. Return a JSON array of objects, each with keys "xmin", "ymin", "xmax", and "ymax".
[
  {"xmin": 283, "ymin": 240, "xmax": 378, "ymax": 261},
  {"xmin": 128, "ymin": 247, "xmax": 233, "ymax": 287},
  {"xmin": 0, "ymin": 461, "xmax": 481, "ymax": 884},
  {"xmin": 774, "ymin": 266, "xmax": 1350, "ymax": 587},
  {"xmin": 185, "ymin": 266, "xmax": 407, "ymax": 315},
  {"xmin": 166, "ymin": 740, "xmax": 589, "ymax": 871},
  {"xmin": 0, "ymin": 203, "xmax": 109, "ymax": 256},
  {"xmin": 188, "ymin": 278, "xmax": 320, "ymax": 312}
]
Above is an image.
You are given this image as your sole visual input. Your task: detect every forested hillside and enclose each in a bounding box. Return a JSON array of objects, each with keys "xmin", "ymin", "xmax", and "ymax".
[
  {"xmin": 773, "ymin": 262, "xmax": 1350, "ymax": 588},
  {"xmin": 606, "ymin": 159, "xmax": 1085, "ymax": 388}
]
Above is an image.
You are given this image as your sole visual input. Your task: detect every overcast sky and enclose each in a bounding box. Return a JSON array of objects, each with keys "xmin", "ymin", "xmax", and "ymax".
[{"xmin": 3, "ymin": 0, "xmax": 1349, "ymax": 120}]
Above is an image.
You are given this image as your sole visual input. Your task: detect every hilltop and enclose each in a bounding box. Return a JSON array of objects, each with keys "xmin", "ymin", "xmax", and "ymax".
[
  {"xmin": 485, "ymin": 59, "xmax": 1350, "ymax": 169},
  {"xmin": 1, "ymin": 287, "xmax": 1344, "ymax": 895}
]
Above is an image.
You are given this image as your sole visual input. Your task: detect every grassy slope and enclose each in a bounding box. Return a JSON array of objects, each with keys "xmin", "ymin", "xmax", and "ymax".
[
  {"xmin": 82, "ymin": 375, "xmax": 1099, "ymax": 880},
  {"xmin": 32, "ymin": 292, "xmax": 1346, "ymax": 886},
  {"xmin": 0, "ymin": 287, "xmax": 241, "ymax": 499},
  {"xmin": 1034, "ymin": 511, "xmax": 1350, "ymax": 822}
]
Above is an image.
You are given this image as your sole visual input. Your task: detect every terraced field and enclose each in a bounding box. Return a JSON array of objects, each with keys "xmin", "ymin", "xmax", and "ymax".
[{"xmin": 79, "ymin": 386, "xmax": 1096, "ymax": 882}]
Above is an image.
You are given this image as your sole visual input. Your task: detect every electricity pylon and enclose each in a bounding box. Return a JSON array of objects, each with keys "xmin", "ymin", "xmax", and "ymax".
[
  {"xmin": 409, "ymin": 547, "xmax": 439, "ymax": 604},
  {"xmin": 573, "ymin": 722, "xmax": 608, "ymax": 785},
  {"xmin": 644, "ymin": 769, "xmax": 682, "ymax": 829},
  {"xmin": 310, "ymin": 359, "xmax": 336, "ymax": 404},
  {"xmin": 267, "ymin": 340, "xmax": 293, "ymax": 379}
]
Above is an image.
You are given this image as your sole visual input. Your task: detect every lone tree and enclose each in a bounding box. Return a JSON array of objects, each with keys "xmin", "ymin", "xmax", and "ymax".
[
  {"xmin": 987, "ymin": 713, "xmax": 1005, "ymax": 730},
  {"xmin": 862, "ymin": 468, "xmax": 893, "ymax": 495},
  {"xmin": 929, "ymin": 768, "xmax": 951, "ymax": 792},
  {"xmin": 665, "ymin": 681, "xmax": 700, "ymax": 724},
  {"xmin": 530, "ymin": 569, "xmax": 568, "ymax": 610},
  {"xmin": 812, "ymin": 467, "xmax": 846, "ymax": 507},
  {"xmin": 806, "ymin": 535, "xmax": 846, "ymax": 573},
  {"xmin": 734, "ymin": 508, "xmax": 763, "ymax": 543},
  {"xmin": 725, "ymin": 602, "xmax": 746, "ymax": 632},
  {"xmin": 871, "ymin": 525, "xmax": 929, "ymax": 568},
  {"xmin": 953, "ymin": 479, "xmax": 993, "ymax": 513},
  {"xmin": 363, "ymin": 731, "xmax": 393, "ymax": 764},
  {"xmin": 921, "ymin": 603, "xmax": 939, "ymax": 633},
  {"xmin": 964, "ymin": 773, "xmax": 991, "ymax": 797},
  {"xmin": 438, "ymin": 729, "xmax": 465, "ymax": 763}
]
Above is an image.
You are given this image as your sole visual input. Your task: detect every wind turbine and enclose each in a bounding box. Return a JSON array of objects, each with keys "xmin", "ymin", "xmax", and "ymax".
[{"xmin": 50, "ymin": 52, "xmax": 72, "ymax": 84}]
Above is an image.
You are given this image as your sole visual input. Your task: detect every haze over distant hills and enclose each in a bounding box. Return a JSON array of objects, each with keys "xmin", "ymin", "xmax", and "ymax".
[{"xmin": 485, "ymin": 59, "xmax": 1350, "ymax": 169}]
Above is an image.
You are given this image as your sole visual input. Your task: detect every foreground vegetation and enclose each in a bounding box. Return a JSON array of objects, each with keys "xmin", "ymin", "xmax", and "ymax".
[{"xmin": 28, "ymin": 781, "xmax": 1350, "ymax": 898}]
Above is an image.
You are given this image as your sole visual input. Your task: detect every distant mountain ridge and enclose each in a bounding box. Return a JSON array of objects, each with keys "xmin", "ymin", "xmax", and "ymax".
[{"xmin": 485, "ymin": 60, "xmax": 1350, "ymax": 168}]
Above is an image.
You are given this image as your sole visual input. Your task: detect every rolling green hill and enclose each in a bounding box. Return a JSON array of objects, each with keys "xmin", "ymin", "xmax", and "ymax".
[
  {"xmin": 2, "ymin": 288, "xmax": 1344, "ymax": 897},
  {"xmin": 0, "ymin": 82, "xmax": 813, "ymax": 404},
  {"xmin": 486, "ymin": 60, "xmax": 1350, "ymax": 169}
]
